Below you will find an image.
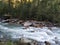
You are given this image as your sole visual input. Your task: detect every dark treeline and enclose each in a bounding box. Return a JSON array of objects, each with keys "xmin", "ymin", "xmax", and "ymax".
[{"xmin": 0, "ymin": 0, "xmax": 60, "ymax": 23}]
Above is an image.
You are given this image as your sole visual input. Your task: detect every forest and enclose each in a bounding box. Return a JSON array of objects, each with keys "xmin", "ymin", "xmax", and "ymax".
[{"xmin": 0, "ymin": 0, "xmax": 60, "ymax": 23}]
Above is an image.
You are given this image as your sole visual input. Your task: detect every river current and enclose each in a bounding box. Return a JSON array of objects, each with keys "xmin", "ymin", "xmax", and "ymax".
[{"xmin": 0, "ymin": 22, "xmax": 60, "ymax": 45}]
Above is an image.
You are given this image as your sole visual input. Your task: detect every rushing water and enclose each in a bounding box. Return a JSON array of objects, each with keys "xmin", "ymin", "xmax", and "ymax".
[{"xmin": 0, "ymin": 22, "xmax": 60, "ymax": 45}]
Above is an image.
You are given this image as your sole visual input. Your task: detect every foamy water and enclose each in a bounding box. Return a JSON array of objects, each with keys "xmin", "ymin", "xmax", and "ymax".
[{"xmin": 0, "ymin": 22, "xmax": 60, "ymax": 45}]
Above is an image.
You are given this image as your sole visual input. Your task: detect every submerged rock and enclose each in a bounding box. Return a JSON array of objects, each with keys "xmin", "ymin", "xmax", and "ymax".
[{"xmin": 45, "ymin": 41, "xmax": 51, "ymax": 45}]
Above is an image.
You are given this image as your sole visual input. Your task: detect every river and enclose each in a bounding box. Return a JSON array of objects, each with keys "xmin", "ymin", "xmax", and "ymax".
[{"xmin": 0, "ymin": 22, "xmax": 60, "ymax": 45}]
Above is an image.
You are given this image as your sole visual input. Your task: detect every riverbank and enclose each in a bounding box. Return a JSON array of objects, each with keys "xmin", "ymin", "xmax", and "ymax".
[
  {"xmin": 1, "ymin": 19, "xmax": 57, "ymax": 27},
  {"xmin": 0, "ymin": 15, "xmax": 60, "ymax": 27}
]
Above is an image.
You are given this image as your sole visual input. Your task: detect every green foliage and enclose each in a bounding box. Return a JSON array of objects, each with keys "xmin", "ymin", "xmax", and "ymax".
[{"xmin": 0, "ymin": 0, "xmax": 60, "ymax": 23}]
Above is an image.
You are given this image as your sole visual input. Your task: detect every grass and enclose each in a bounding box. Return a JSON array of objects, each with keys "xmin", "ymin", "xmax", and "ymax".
[
  {"xmin": 0, "ymin": 41, "xmax": 31, "ymax": 45},
  {"xmin": 0, "ymin": 41, "xmax": 13, "ymax": 45}
]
